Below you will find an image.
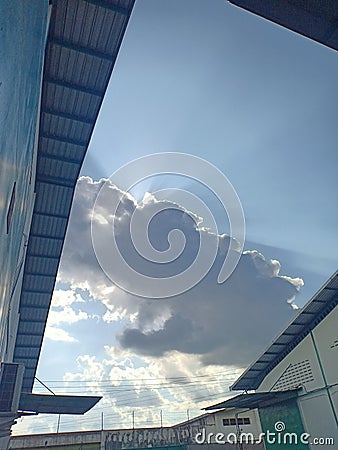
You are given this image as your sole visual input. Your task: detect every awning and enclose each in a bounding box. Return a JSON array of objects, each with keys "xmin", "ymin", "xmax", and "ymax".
[
  {"xmin": 204, "ymin": 389, "xmax": 299, "ymax": 410},
  {"xmin": 19, "ymin": 393, "xmax": 101, "ymax": 415}
]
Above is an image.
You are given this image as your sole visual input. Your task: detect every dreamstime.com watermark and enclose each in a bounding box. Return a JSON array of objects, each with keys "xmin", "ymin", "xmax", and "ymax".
[
  {"xmin": 194, "ymin": 422, "xmax": 335, "ymax": 446},
  {"xmin": 91, "ymin": 153, "xmax": 245, "ymax": 299}
]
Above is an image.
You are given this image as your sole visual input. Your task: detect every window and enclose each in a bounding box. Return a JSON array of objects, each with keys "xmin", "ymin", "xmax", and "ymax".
[{"xmin": 223, "ymin": 417, "xmax": 251, "ymax": 426}]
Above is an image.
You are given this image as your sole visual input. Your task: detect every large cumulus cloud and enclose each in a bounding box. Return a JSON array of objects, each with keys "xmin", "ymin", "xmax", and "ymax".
[{"xmin": 58, "ymin": 176, "xmax": 303, "ymax": 368}]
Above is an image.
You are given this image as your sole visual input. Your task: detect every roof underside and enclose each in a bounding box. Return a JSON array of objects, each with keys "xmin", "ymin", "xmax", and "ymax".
[
  {"xmin": 231, "ymin": 270, "xmax": 338, "ymax": 391},
  {"xmin": 205, "ymin": 389, "xmax": 299, "ymax": 410},
  {"xmin": 13, "ymin": 0, "xmax": 135, "ymax": 393},
  {"xmin": 229, "ymin": 0, "xmax": 338, "ymax": 51},
  {"xmin": 19, "ymin": 393, "xmax": 101, "ymax": 415}
]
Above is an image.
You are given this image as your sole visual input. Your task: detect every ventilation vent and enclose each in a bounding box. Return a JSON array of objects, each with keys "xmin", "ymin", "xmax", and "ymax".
[
  {"xmin": 330, "ymin": 339, "xmax": 338, "ymax": 349},
  {"xmin": 0, "ymin": 363, "xmax": 24, "ymax": 413},
  {"xmin": 271, "ymin": 360, "xmax": 314, "ymax": 391}
]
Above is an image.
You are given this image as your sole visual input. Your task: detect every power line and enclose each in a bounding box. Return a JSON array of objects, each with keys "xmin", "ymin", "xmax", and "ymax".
[
  {"xmin": 37, "ymin": 370, "xmax": 239, "ymax": 384},
  {"xmin": 33, "ymin": 377, "xmax": 236, "ymax": 394}
]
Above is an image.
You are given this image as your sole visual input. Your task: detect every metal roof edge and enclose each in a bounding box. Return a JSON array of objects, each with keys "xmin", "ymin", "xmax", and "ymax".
[{"xmin": 231, "ymin": 270, "xmax": 338, "ymax": 391}]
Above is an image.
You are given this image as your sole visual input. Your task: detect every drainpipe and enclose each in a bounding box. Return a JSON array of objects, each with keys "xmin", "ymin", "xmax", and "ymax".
[
  {"xmin": 309, "ymin": 331, "xmax": 338, "ymax": 426},
  {"xmin": 235, "ymin": 409, "xmax": 251, "ymax": 450}
]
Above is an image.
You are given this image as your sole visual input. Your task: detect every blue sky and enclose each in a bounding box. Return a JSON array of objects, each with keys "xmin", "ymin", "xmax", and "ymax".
[
  {"xmin": 14, "ymin": 0, "xmax": 338, "ymax": 435},
  {"xmin": 82, "ymin": 0, "xmax": 337, "ymax": 300}
]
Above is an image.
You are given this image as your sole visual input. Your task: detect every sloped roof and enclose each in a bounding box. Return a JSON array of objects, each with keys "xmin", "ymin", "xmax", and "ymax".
[
  {"xmin": 13, "ymin": 0, "xmax": 135, "ymax": 393},
  {"xmin": 229, "ymin": 0, "xmax": 338, "ymax": 51},
  {"xmin": 231, "ymin": 270, "xmax": 338, "ymax": 391},
  {"xmin": 205, "ymin": 389, "xmax": 299, "ymax": 410}
]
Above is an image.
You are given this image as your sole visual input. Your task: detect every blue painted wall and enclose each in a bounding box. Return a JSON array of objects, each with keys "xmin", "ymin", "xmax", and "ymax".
[{"xmin": 0, "ymin": 0, "xmax": 49, "ymax": 358}]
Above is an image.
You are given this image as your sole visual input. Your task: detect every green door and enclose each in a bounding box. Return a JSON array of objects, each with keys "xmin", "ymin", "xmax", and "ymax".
[{"xmin": 259, "ymin": 398, "xmax": 309, "ymax": 449}]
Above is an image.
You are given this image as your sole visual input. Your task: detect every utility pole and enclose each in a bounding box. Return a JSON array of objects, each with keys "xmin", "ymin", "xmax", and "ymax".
[
  {"xmin": 132, "ymin": 410, "xmax": 135, "ymax": 429},
  {"xmin": 160, "ymin": 410, "xmax": 163, "ymax": 428}
]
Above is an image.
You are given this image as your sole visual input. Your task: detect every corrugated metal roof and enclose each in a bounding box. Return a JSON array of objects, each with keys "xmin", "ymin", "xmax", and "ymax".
[
  {"xmin": 231, "ymin": 271, "xmax": 338, "ymax": 391},
  {"xmin": 228, "ymin": 0, "xmax": 338, "ymax": 51},
  {"xmin": 13, "ymin": 0, "xmax": 135, "ymax": 393},
  {"xmin": 19, "ymin": 393, "xmax": 101, "ymax": 415},
  {"xmin": 204, "ymin": 389, "xmax": 299, "ymax": 410}
]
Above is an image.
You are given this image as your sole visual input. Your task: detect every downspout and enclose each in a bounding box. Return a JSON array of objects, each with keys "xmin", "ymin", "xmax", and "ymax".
[
  {"xmin": 235, "ymin": 408, "xmax": 252, "ymax": 450},
  {"xmin": 309, "ymin": 331, "xmax": 338, "ymax": 426}
]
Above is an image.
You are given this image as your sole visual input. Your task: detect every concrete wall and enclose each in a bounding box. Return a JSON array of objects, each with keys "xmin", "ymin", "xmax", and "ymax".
[
  {"xmin": 9, "ymin": 430, "xmax": 101, "ymax": 449},
  {"xmin": 188, "ymin": 445, "xmax": 264, "ymax": 450},
  {"xmin": 10, "ymin": 432, "xmax": 264, "ymax": 450},
  {"xmin": 102, "ymin": 409, "xmax": 263, "ymax": 449},
  {"xmin": 10, "ymin": 414, "xmax": 265, "ymax": 450},
  {"xmin": 211, "ymin": 408, "xmax": 262, "ymax": 440},
  {"xmin": 11, "ymin": 445, "xmax": 99, "ymax": 450},
  {"xmin": 258, "ymin": 334, "xmax": 324, "ymax": 393},
  {"xmin": 102, "ymin": 426, "xmax": 203, "ymax": 450}
]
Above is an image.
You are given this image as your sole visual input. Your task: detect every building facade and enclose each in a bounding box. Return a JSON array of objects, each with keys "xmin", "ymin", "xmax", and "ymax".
[
  {"xmin": 9, "ymin": 410, "xmax": 265, "ymax": 450},
  {"xmin": 208, "ymin": 271, "xmax": 338, "ymax": 449},
  {"xmin": 0, "ymin": 1, "xmax": 135, "ymax": 447},
  {"xmin": 0, "ymin": 2, "xmax": 49, "ymax": 445},
  {"xmin": 256, "ymin": 301, "xmax": 338, "ymax": 447}
]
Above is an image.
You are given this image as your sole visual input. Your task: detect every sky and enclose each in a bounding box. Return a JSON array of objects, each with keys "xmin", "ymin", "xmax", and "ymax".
[{"xmin": 13, "ymin": 0, "xmax": 338, "ymax": 436}]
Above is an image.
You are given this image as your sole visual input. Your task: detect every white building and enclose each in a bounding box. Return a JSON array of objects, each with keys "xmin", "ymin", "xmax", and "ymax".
[
  {"xmin": 173, "ymin": 409, "xmax": 262, "ymax": 443},
  {"xmin": 206, "ymin": 271, "xmax": 338, "ymax": 449}
]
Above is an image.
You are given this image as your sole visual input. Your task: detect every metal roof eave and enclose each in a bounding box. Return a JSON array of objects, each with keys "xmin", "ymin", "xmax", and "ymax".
[
  {"xmin": 204, "ymin": 389, "xmax": 299, "ymax": 411},
  {"xmin": 19, "ymin": 393, "xmax": 102, "ymax": 415},
  {"xmin": 228, "ymin": 0, "xmax": 338, "ymax": 52},
  {"xmin": 231, "ymin": 270, "xmax": 338, "ymax": 391},
  {"xmin": 13, "ymin": 0, "xmax": 136, "ymax": 394}
]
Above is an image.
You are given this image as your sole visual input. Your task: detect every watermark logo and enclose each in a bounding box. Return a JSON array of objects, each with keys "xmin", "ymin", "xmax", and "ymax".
[
  {"xmin": 91, "ymin": 153, "xmax": 245, "ymax": 298},
  {"xmin": 194, "ymin": 423, "xmax": 334, "ymax": 446},
  {"xmin": 274, "ymin": 421, "xmax": 286, "ymax": 432}
]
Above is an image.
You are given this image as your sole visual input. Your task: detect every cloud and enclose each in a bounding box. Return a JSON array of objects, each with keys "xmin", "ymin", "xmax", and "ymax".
[
  {"xmin": 51, "ymin": 288, "xmax": 85, "ymax": 308},
  {"xmin": 44, "ymin": 287, "xmax": 91, "ymax": 342},
  {"xmin": 58, "ymin": 348, "xmax": 241, "ymax": 424},
  {"xmin": 56, "ymin": 176, "xmax": 303, "ymax": 368},
  {"xmin": 13, "ymin": 344, "xmax": 243, "ymax": 434},
  {"xmin": 45, "ymin": 326, "xmax": 77, "ymax": 342},
  {"xmin": 47, "ymin": 305, "xmax": 88, "ymax": 326},
  {"xmin": 118, "ymin": 252, "xmax": 300, "ymax": 366}
]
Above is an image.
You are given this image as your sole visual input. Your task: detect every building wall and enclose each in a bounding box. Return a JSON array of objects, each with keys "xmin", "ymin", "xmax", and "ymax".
[
  {"xmin": 9, "ymin": 430, "xmax": 101, "ymax": 449},
  {"xmin": 211, "ymin": 408, "xmax": 262, "ymax": 440},
  {"xmin": 258, "ymin": 334, "xmax": 324, "ymax": 393},
  {"xmin": 102, "ymin": 426, "xmax": 202, "ymax": 449},
  {"xmin": 257, "ymin": 305, "xmax": 338, "ymax": 448},
  {"xmin": 299, "ymin": 306, "xmax": 338, "ymax": 448},
  {"xmin": 10, "ymin": 431, "xmax": 265, "ymax": 450},
  {"xmin": 0, "ymin": 0, "xmax": 49, "ymax": 362},
  {"xmin": 188, "ymin": 445, "xmax": 263, "ymax": 450},
  {"xmin": 101, "ymin": 409, "xmax": 263, "ymax": 448},
  {"xmin": 11, "ymin": 445, "xmax": 99, "ymax": 450},
  {"xmin": 9, "ymin": 413, "xmax": 265, "ymax": 450}
]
